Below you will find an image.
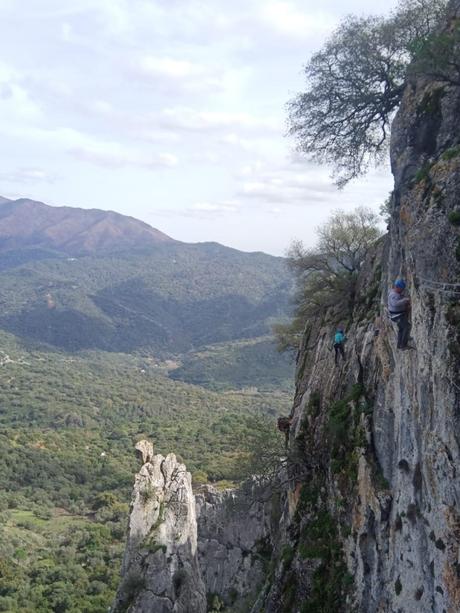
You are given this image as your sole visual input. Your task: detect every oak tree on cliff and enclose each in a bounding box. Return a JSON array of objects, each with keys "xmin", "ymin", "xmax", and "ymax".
[{"xmin": 288, "ymin": 0, "xmax": 448, "ymax": 187}]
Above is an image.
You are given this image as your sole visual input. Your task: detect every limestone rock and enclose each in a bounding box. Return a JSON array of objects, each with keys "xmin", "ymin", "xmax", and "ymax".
[
  {"xmin": 196, "ymin": 483, "xmax": 274, "ymax": 611},
  {"xmin": 257, "ymin": 3, "xmax": 460, "ymax": 611},
  {"xmin": 112, "ymin": 452, "xmax": 206, "ymax": 613},
  {"xmin": 134, "ymin": 440, "xmax": 154, "ymax": 465},
  {"xmin": 114, "ymin": 453, "xmax": 275, "ymax": 613}
]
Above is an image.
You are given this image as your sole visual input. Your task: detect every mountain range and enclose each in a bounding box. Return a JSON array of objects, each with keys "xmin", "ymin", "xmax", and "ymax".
[
  {"xmin": 0, "ymin": 196, "xmax": 293, "ymax": 387},
  {"xmin": 0, "ymin": 196, "xmax": 174, "ymax": 256}
]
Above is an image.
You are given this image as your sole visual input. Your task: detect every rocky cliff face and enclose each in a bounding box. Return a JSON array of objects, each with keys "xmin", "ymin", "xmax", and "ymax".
[
  {"xmin": 256, "ymin": 2, "xmax": 460, "ymax": 612},
  {"xmin": 196, "ymin": 482, "xmax": 274, "ymax": 611}
]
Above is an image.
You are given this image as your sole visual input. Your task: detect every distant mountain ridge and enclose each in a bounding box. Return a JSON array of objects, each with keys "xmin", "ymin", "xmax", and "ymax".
[
  {"xmin": 0, "ymin": 197, "xmax": 175, "ymax": 255},
  {"xmin": 0, "ymin": 196, "xmax": 292, "ymax": 360}
]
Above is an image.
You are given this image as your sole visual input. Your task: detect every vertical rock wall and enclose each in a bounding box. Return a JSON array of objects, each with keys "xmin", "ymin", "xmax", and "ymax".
[
  {"xmin": 196, "ymin": 483, "xmax": 274, "ymax": 611},
  {"xmin": 257, "ymin": 2, "xmax": 460, "ymax": 611},
  {"xmin": 351, "ymin": 3, "xmax": 460, "ymax": 609}
]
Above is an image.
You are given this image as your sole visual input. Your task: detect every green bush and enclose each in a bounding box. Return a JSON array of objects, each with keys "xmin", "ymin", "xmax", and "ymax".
[
  {"xmin": 280, "ymin": 544, "xmax": 295, "ymax": 567},
  {"xmin": 448, "ymin": 210, "xmax": 460, "ymax": 226},
  {"xmin": 414, "ymin": 163, "xmax": 432, "ymax": 184},
  {"xmin": 441, "ymin": 146, "xmax": 460, "ymax": 161}
]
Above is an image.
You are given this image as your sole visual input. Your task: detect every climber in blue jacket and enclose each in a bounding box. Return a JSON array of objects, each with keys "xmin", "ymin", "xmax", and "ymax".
[
  {"xmin": 388, "ymin": 278, "xmax": 411, "ymax": 349},
  {"xmin": 333, "ymin": 327, "xmax": 346, "ymax": 365}
]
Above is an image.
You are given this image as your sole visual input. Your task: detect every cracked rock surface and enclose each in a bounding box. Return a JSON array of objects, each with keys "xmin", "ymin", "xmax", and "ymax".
[
  {"xmin": 196, "ymin": 482, "xmax": 273, "ymax": 610},
  {"xmin": 113, "ymin": 449, "xmax": 273, "ymax": 613},
  {"xmin": 112, "ymin": 452, "xmax": 206, "ymax": 613}
]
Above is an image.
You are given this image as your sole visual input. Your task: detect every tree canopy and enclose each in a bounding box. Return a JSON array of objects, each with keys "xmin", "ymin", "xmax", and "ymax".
[{"xmin": 288, "ymin": 0, "xmax": 448, "ymax": 187}]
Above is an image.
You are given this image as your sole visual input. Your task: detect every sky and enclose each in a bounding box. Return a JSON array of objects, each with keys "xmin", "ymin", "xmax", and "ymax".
[{"xmin": 0, "ymin": 0, "xmax": 398, "ymax": 255}]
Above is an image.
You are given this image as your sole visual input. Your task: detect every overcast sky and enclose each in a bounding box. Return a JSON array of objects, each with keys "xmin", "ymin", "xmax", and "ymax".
[{"xmin": 0, "ymin": 0, "xmax": 398, "ymax": 255}]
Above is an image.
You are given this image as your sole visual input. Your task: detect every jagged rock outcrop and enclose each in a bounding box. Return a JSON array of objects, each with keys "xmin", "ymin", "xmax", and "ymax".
[
  {"xmin": 113, "ymin": 451, "xmax": 206, "ymax": 613},
  {"xmin": 113, "ymin": 446, "xmax": 273, "ymax": 613},
  {"xmin": 135, "ymin": 440, "xmax": 154, "ymax": 465}
]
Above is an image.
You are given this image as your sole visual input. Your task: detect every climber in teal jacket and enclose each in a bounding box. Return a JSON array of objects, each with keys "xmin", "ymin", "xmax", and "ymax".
[{"xmin": 333, "ymin": 327, "xmax": 346, "ymax": 365}]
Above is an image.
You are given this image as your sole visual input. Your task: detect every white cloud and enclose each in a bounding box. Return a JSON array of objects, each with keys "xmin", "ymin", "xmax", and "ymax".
[
  {"xmin": 137, "ymin": 56, "xmax": 204, "ymax": 79},
  {"xmin": 0, "ymin": 112, "xmax": 178, "ymax": 172},
  {"xmin": 61, "ymin": 22, "xmax": 72, "ymax": 41},
  {"xmin": 260, "ymin": 2, "xmax": 334, "ymax": 38},
  {"xmin": 69, "ymin": 144, "xmax": 178, "ymax": 170},
  {"xmin": 191, "ymin": 201, "xmax": 239, "ymax": 214},
  {"xmin": 0, "ymin": 64, "xmax": 43, "ymax": 122},
  {"xmin": 0, "ymin": 168, "xmax": 56, "ymax": 184},
  {"xmin": 154, "ymin": 200, "xmax": 240, "ymax": 220},
  {"xmin": 161, "ymin": 107, "xmax": 280, "ymax": 134},
  {"xmin": 48, "ymin": 0, "xmax": 132, "ymax": 34},
  {"xmin": 55, "ymin": 97, "xmax": 181, "ymax": 145},
  {"xmin": 237, "ymin": 161, "xmax": 336, "ymax": 205},
  {"xmin": 97, "ymin": 0, "xmax": 131, "ymax": 33},
  {"xmin": 90, "ymin": 99, "xmax": 113, "ymax": 115},
  {"xmin": 234, "ymin": 156, "xmax": 393, "ymax": 209},
  {"xmin": 128, "ymin": 54, "xmax": 225, "ymax": 94},
  {"xmin": 220, "ymin": 133, "xmax": 253, "ymax": 150}
]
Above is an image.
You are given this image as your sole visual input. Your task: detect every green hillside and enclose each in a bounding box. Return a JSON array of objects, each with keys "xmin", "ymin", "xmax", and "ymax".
[
  {"xmin": 0, "ymin": 242, "xmax": 291, "ymax": 355},
  {"xmin": 169, "ymin": 336, "xmax": 294, "ymax": 391}
]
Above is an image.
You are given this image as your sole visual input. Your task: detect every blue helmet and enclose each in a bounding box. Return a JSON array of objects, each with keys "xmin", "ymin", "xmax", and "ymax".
[
  {"xmin": 337, "ymin": 327, "xmax": 344, "ymax": 333},
  {"xmin": 394, "ymin": 279, "xmax": 406, "ymax": 289}
]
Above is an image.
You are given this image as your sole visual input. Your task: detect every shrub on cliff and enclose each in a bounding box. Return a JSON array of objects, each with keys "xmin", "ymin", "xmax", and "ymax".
[
  {"xmin": 288, "ymin": 0, "xmax": 448, "ymax": 186},
  {"xmin": 275, "ymin": 207, "xmax": 383, "ymax": 351}
]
